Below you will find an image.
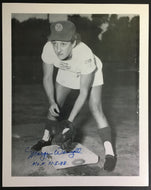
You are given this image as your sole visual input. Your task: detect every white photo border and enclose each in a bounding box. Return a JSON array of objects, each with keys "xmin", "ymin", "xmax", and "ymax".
[{"xmin": 2, "ymin": 3, "xmax": 149, "ymax": 187}]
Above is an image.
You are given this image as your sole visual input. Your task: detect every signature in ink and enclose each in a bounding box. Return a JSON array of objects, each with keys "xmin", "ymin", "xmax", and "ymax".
[
  {"xmin": 25, "ymin": 147, "xmax": 53, "ymax": 161},
  {"xmin": 25, "ymin": 146, "xmax": 82, "ymax": 161},
  {"xmin": 54, "ymin": 147, "xmax": 82, "ymax": 158},
  {"xmin": 32, "ymin": 160, "xmax": 67, "ymax": 167}
]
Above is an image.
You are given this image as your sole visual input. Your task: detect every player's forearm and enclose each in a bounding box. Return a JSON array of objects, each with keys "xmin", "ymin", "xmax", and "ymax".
[
  {"xmin": 68, "ymin": 91, "xmax": 88, "ymax": 122},
  {"xmin": 43, "ymin": 77, "xmax": 55, "ymax": 105}
]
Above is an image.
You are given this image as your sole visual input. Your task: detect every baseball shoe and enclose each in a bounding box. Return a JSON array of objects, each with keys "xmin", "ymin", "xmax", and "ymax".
[
  {"xmin": 104, "ymin": 155, "xmax": 117, "ymax": 171},
  {"xmin": 31, "ymin": 140, "xmax": 51, "ymax": 151}
]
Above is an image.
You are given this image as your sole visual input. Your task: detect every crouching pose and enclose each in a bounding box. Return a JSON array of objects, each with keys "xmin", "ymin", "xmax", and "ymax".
[{"xmin": 32, "ymin": 20, "xmax": 116, "ymax": 171}]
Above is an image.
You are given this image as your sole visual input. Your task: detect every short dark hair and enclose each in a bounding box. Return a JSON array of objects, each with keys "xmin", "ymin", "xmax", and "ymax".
[{"xmin": 71, "ymin": 33, "xmax": 81, "ymax": 44}]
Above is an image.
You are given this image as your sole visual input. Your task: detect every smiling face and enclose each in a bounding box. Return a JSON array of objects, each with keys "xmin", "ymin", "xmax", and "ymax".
[{"xmin": 51, "ymin": 41, "xmax": 75, "ymax": 60}]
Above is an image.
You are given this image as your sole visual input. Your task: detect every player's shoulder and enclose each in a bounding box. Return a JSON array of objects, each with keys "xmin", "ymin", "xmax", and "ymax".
[
  {"xmin": 76, "ymin": 41, "xmax": 91, "ymax": 50},
  {"xmin": 42, "ymin": 41, "xmax": 55, "ymax": 56},
  {"xmin": 43, "ymin": 41, "xmax": 53, "ymax": 50},
  {"xmin": 74, "ymin": 42, "xmax": 93, "ymax": 56},
  {"xmin": 41, "ymin": 41, "xmax": 57, "ymax": 64}
]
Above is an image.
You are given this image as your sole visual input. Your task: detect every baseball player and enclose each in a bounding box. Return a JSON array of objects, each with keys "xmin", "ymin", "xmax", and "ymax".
[{"xmin": 31, "ymin": 20, "xmax": 116, "ymax": 171}]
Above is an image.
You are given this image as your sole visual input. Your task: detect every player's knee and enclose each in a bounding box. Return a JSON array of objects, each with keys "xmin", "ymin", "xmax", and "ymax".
[
  {"xmin": 56, "ymin": 98, "xmax": 64, "ymax": 108},
  {"xmin": 89, "ymin": 102, "xmax": 100, "ymax": 114}
]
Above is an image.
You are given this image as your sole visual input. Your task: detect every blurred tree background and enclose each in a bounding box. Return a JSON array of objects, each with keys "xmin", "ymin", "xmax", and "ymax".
[{"xmin": 12, "ymin": 14, "xmax": 139, "ymax": 85}]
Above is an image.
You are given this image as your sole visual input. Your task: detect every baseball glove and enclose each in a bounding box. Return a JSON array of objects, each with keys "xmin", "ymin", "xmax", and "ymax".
[{"xmin": 52, "ymin": 120, "xmax": 76, "ymax": 152}]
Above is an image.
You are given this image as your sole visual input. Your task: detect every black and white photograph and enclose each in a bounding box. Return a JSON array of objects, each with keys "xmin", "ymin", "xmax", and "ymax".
[{"xmin": 2, "ymin": 3, "xmax": 149, "ymax": 187}]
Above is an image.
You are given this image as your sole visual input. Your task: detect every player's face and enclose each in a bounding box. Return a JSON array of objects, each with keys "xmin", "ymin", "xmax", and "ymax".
[{"xmin": 52, "ymin": 41, "xmax": 74, "ymax": 60}]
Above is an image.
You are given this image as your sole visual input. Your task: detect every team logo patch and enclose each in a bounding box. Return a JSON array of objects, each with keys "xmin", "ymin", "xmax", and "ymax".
[
  {"xmin": 55, "ymin": 23, "xmax": 63, "ymax": 32},
  {"xmin": 85, "ymin": 59, "xmax": 93, "ymax": 67}
]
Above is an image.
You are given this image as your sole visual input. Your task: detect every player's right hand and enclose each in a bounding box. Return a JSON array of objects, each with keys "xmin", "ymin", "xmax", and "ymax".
[{"xmin": 48, "ymin": 103, "xmax": 60, "ymax": 117}]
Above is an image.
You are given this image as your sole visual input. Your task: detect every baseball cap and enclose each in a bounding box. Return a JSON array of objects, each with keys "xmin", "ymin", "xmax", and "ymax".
[{"xmin": 49, "ymin": 20, "xmax": 76, "ymax": 41}]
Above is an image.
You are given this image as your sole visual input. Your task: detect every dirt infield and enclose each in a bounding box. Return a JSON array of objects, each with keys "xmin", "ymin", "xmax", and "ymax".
[{"xmin": 12, "ymin": 83, "xmax": 139, "ymax": 176}]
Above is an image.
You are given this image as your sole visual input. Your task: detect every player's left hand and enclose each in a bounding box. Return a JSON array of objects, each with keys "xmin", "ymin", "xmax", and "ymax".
[{"xmin": 52, "ymin": 120, "xmax": 76, "ymax": 152}]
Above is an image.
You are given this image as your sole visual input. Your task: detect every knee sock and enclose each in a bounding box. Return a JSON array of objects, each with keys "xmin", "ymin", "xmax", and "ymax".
[
  {"xmin": 42, "ymin": 129, "xmax": 50, "ymax": 141},
  {"xmin": 42, "ymin": 120, "xmax": 58, "ymax": 141},
  {"xmin": 98, "ymin": 126, "xmax": 114, "ymax": 156}
]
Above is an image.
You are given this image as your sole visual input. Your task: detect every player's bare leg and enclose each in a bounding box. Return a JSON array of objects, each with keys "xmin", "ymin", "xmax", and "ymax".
[
  {"xmin": 31, "ymin": 83, "xmax": 71, "ymax": 151},
  {"xmin": 56, "ymin": 82, "xmax": 72, "ymax": 109},
  {"xmin": 42, "ymin": 83, "xmax": 71, "ymax": 138},
  {"xmin": 89, "ymin": 85, "xmax": 116, "ymax": 171},
  {"xmin": 42, "ymin": 82, "xmax": 71, "ymax": 139}
]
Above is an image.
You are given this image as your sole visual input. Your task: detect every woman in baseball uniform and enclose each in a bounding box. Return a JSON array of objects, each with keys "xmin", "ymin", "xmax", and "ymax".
[{"xmin": 32, "ymin": 20, "xmax": 116, "ymax": 171}]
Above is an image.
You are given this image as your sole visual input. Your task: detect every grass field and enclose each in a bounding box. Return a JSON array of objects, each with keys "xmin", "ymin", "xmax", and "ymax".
[{"xmin": 12, "ymin": 83, "xmax": 139, "ymax": 176}]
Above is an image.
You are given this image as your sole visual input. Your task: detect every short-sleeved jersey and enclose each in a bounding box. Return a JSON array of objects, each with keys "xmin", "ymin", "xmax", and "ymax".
[
  {"xmin": 41, "ymin": 41, "xmax": 104, "ymax": 89},
  {"xmin": 41, "ymin": 41, "xmax": 97, "ymax": 75}
]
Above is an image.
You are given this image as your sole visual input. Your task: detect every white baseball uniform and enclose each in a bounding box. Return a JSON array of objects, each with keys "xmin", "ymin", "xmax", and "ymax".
[{"xmin": 41, "ymin": 41, "xmax": 104, "ymax": 89}]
